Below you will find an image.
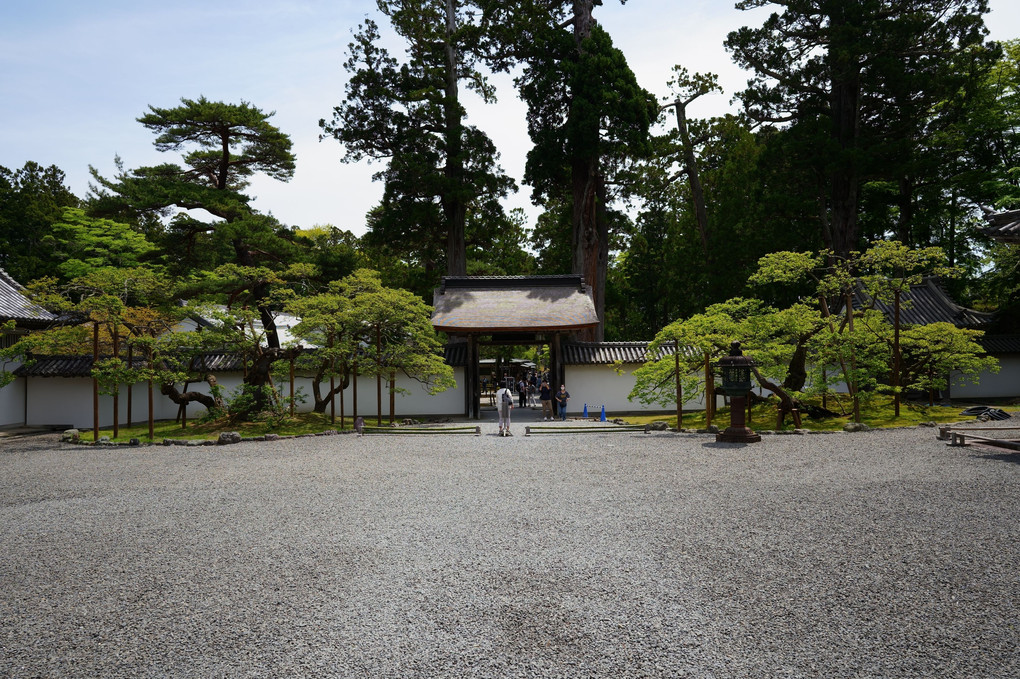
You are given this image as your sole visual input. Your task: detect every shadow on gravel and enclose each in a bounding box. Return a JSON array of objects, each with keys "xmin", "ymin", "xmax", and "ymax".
[{"xmin": 972, "ymin": 452, "xmax": 1020, "ymax": 465}]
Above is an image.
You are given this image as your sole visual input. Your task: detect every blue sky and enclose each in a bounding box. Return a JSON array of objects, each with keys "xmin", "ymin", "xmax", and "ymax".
[{"xmin": 3, "ymin": 0, "xmax": 1019, "ymax": 236}]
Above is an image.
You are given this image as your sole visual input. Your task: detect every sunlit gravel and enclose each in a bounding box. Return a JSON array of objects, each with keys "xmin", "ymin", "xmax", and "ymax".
[{"xmin": 1, "ymin": 422, "xmax": 1018, "ymax": 678}]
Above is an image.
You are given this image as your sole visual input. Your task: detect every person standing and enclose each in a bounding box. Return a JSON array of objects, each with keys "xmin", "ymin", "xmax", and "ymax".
[
  {"xmin": 495, "ymin": 382, "xmax": 514, "ymax": 436},
  {"xmin": 539, "ymin": 379, "xmax": 553, "ymax": 420},
  {"xmin": 517, "ymin": 376, "xmax": 527, "ymax": 408},
  {"xmin": 555, "ymin": 384, "xmax": 570, "ymax": 421}
]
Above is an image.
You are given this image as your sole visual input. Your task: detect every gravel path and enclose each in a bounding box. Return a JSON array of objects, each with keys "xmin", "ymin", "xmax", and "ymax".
[{"xmin": 1, "ymin": 423, "xmax": 1018, "ymax": 678}]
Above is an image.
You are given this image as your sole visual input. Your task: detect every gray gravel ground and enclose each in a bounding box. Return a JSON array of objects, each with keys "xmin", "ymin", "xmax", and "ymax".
[{"xmin": 1, "ymin": 422, "xmax": 1018, "ymax": 678}]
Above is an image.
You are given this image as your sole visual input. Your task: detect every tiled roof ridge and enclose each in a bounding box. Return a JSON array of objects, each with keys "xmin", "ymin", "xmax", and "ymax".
[
  {"xmin": 853, "ymin": 275, "xmax": 994, "ymax": 328},
  {"xmin": 981, "ymin": 207, "xmax": 1020, "ymax": 242},
  {"xmin": 0, "ymin": 266, "xmax": 59, "ymax": 324},
  {"xmin": 439, "ymin": 274, "xmax": 588, "ymax": 293},
  {"xmin": 0, "ymin": 266, "xmax": 24, "ymax": 291},
  {"xmin": 563, "ymin": 340, "xmax": 655, "ymax": 346}
]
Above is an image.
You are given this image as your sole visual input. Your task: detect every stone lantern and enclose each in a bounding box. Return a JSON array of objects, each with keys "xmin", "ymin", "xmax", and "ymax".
[{"xmin": 716, "ymin": 341, "xmax": 761, "ymax": 444}]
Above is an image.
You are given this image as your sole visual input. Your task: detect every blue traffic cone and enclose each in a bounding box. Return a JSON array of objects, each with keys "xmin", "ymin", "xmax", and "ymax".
[
  {"xmin": 583, "ymin": 403, "xmax": 588, "ymax": 418},
  {"xmin": 600, "ymin": 405, "xmax": 606, "ymax": 422}
]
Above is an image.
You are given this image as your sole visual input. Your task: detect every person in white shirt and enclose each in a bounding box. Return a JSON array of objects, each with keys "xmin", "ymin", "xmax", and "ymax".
[{"xmin": 495, "ymin": 383, "xmax": 514, "ymax": 437}]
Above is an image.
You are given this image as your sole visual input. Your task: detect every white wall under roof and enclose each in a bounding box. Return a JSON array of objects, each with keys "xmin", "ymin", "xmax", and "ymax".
[
  {"xmin": 9, "ymin": 359, "xmax": 1017, "ymax": 430},
  {"xmin": 950, "ymin": 356, "xmax": 1020, "ymax": 399},
  {"xmin": 564, "ymin": 364, "xmax": 706, "ymax": 416},
  {"xmin": 0, "ymin": 375, "xmax": 25, "ymax": 427},
  {"xmin": 19, "ymin": 369, "xmax": 466, "ymax": 429}
]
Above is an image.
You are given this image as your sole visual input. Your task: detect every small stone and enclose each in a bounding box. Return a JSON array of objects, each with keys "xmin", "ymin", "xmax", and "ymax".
[
  {"xmin": 217, "ymin": 431, "xmax": 242, "ymax": 445},
  {"xmin": 61, "ymin": 428, "xmax": 80, "ymax": 442}
]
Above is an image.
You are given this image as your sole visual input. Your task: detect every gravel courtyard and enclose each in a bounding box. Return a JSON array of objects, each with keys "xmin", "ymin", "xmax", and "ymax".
[{"xmin": 1, "ymin": 424, "xmax": 1018, "ymax": 678}]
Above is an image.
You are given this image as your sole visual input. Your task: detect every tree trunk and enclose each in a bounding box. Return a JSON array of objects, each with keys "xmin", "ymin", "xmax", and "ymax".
[
  {"xmin": 572, "ymin": 157, "xmax": 608, "ymax": 341},
  {"xmin": 571, "ymin": 0, "xmax": 607, "ymax": 341},
  {"xmin": 311, "ymin": 359, "xmax": 348, "ymax": 414},
  {"xmin": 846, "ymin": 293, "xmax": 861, "ymax": 423},
  {"xmin": 443, "ymin": 0, "xmax": 467, "ymax": 276},
  {"xmin": 161, "ymin": 374, "xmax": 223, "ymax": 411},
  {"xmin": 783, "ymin": 341, "xmax": 809, "ymax": 392},
  {"xmin": 893, "ymin": 290, "xmax": 901, "ymax": 417},
  {"xmin": 897, "ymin": 176, "xmax": 915, "ymax": 246},
  {"xmin": 827, "ymin": 9, "xmax": 862, "ymax": 259},
  {"xmin": 235, "ymin": 347, "xmax": 302, "ymax": 419},
  {"xmin": 671, "ymin": 100, "xmax": 710, "ymax": 259},
  {"xmin": 93, "ymin": 321, "xmax": 99, "ymax": 442},
  {"xmin": 675, "ymin": 339, "xmax": 683, "ymax": 429}
]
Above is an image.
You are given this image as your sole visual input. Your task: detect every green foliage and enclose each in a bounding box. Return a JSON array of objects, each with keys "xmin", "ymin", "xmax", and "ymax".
[
  {"xmin": 976, "ymin": 240, "xmax": 1020, "ymax": 331},
  {"xmin": 284, "ymin": 269, "xmax": 455, "ymax": 414},
  {"xmin": 45, "ymin": 207, "xmax": 161, "ymax": 280},
  {"xmin": 0, "ymin": 161, "xmax": 80, "ymax": 281},
  {"xmin": 858, "ymin": 241, "xmax": 958, "ymax": 298},
  {"xmin": 629, "ymin": 297, "xmax": 822, "ymax": 408},
  {"xmin": 726, "ymin": 0, "xmax": 996, "ymax": 256},
  {"xmin": 900, "ymin": 322, "xmax": 999, "ymax": 401},
  {"xmin": 512, "ymin": 20, "xmax": 657, "ymax": 203},
  {"xmin": 0, "ymin": 267, "xmax": 189, "ymax": 407},
  {"xmin": 225, "ymin": 383, "xmax": 297, "ymax": 426},
  {"xmin": 139, "ymin": 96, "xmax": 295, "ymax": 188},
  {"xmin": 343, "ymin": 269, "xmax": 456, "ymax": 394},
  {"xmin": 804, "ymin": 310, "xmax": 893, "ymax": 403},
  {"xmin": 320, "ymin": 2, "xmax": 515, "ymax": 277},
  {"xmin": 90, "ymin": 97, "xmax": 297, "ymax": 288},
  {"xmin": 292, "ymin": 225, "xmax": 366, "ymax": 285},
  {"xmin": 466, "ymin": 207, "xmax": 536, "ymax": 277}
]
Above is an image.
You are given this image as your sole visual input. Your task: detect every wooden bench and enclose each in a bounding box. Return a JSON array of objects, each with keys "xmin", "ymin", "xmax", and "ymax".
[
  {"xmin": 948, "ymin": 430, "xmax": 1020, "ymax": 451},
  {"xmin": 359, "ymin": 425, "xmax": 481, "ymax": 436},
  {"xmin": 525, "ymin": 424, "xmax": 650, "ymax": 436}
]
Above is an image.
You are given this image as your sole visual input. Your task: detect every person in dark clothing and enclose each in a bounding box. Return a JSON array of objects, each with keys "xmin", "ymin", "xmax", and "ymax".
[
  {"xmin": 555, "ymin": 384, "xmax": 570, "ymax": 420},
  {"xmin": 539, "ymin": 379, "xmax": 553, "ymax": 420},
  {"xmin": 517, "ymin": 377, "xmax": 527, "ymax": 408}
]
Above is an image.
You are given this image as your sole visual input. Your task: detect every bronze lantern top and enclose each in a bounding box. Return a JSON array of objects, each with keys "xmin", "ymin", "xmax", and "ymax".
[{"xmin": 718, "ymin": 341, "xmax": 753, "ymax": 395}]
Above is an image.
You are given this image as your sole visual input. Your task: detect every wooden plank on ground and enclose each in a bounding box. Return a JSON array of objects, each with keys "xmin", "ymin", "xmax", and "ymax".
[
  {"xmin": 525, "ymin": 425, "xmax": 649, "ymax": 436},
  {"xmin": 361, "ymin": 426, "xmax": 480, "ymax": 436}
]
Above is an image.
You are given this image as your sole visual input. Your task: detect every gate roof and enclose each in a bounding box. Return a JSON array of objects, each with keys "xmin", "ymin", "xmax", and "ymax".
[{"xmin": 431, "ymin": 275, "xmax": 599, "ymax": 334}]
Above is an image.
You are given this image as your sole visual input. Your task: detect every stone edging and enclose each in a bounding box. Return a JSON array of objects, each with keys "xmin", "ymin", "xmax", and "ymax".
[
  {"xmin": 58, "ymin": 420, "xmax": 954, "ymax": 446},
  {"xmin": 60, "ymin": 429, "xmax": 351, "ymax": 447}
]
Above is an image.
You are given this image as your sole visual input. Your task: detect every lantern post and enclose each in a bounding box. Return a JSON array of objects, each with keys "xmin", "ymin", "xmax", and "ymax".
[{"xmin": 716, "ymin": 341, "xmax": 761, "ymax": 444}]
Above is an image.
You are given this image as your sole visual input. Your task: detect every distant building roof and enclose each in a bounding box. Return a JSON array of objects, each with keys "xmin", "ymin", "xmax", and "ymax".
[
  {"xmin": 443, "ymin": 341, "xmax": 693, "ymax": 367},
  {"xmin": 13, "ymin": 353, "xmax": 226, "ymax": 378},
  {"xmin": 14, "ymin": 355, "xmax": 96, "ymax": 378},
  {"xmin": 978, "ymin": 334, "xmax": 1020, "ymax": 355},
  {"xmin": 0, "ymin": 267, "xmax": 58, "ymax": 328},
  {"xmin": 853, "ymin": 277, "xmax": 994, "ymax": 329},
  {"xmin": 183, "ymin": 305, "xmax": 309, "ymax": 347},
  {"xmin": 561, "ymin": 341, "xmax": 688, "ymax": 364},
  {"xmin": 431, "ymin": 275, "xmax": 600, "ymax": 334},
  {"xmin": 982, "ymin": 208, "xmax": 1020, "ymax": 243}
]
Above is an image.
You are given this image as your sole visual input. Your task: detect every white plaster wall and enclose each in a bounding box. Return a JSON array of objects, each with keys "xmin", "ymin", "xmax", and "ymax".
[
  {"xmin": 26, "ymin": 357, "xmax": 1012, "ymax": 429},
  {"xmin": 330, "ymin": 369, "xmax": 464, "ymax": 418},
  {"xmin": 563, "ymin": 364, "xmax": 706, "ymax": 416},
  {"xmin": 25, "ymin": 377, "xmax": 93, "ymax": 428},
  {"xmin": 0, "ymin": 376, "xmax": 26, "ymax": 427},
  {"xmin": 949, "ymin": 355, "xmax": 1020, "ymax": 399},
  {"xmin": 21, "ymin": 369, "xmax": 464, "ymax": 428}
]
